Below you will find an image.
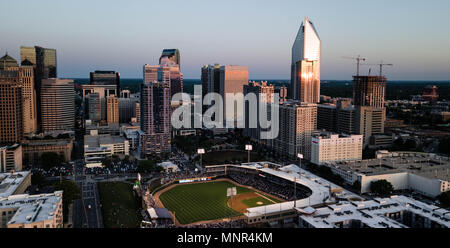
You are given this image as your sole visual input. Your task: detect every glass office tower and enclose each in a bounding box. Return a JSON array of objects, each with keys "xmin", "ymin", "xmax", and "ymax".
[{"xmin": 291, "ymin": 17, "xmax": 321, "ymax": 103}]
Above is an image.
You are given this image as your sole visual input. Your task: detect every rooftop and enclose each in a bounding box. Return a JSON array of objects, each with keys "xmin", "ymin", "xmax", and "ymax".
[
  {"xmin": 0, "ymin": 171, "xmax": 30, "ymax": 198},
  {"xmin": 327, "ymin": 151, "xmax": 450, "ymax": 181},
  {"xmin": 1, "ymin": 191, "xmax": 62, "ymax": 226},
  {"xmin": 298, "ymin": 195, "xmax": 450, "ymax": 228}
]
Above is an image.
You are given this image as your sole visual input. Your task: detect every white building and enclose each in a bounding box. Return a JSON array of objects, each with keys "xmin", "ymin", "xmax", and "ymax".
[
  {"xmin": 324, "ymin": 151, "xmax": 450, "ymax": 197},
  {"xmin": 298, "ymin": 195, "xmax": 450, "ymax": 228},
  {"xmin": 311, "ymin": 132, "xmax": 363, "ymax": 165},
  {"xmin": 157, "ymin": 161, "xmax": 179, "ymax": 173},
  {"xmin": 84, "ymin": 130, "xmax": 129, "ymax": 167}
]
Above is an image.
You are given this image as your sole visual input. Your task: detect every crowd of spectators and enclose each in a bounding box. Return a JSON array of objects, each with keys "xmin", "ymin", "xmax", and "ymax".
[{"xmin": 228, "ymin": 171, "xmax": 311, "ymax": 201}]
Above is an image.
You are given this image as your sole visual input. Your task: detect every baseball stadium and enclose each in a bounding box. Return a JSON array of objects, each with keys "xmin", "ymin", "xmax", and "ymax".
[{"xmin": 142, "ymin": 161, "xmax": 362, "ymax": 227}]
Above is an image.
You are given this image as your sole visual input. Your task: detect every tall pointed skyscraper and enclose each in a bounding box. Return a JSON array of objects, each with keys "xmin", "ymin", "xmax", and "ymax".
[{"xmin": 291, "ymin": 17, "xmax": 321, "ymax": 103}]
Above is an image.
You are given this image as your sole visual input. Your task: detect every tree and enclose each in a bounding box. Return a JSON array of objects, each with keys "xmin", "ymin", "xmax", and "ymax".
[
  {"xmin": 437, "ymin": 191, "xmax": 450, "ymax": 208},
  {"xmin": 137, "ymin": 160, "xmax": 156, "ymax": 173},
  {"xmin": 102, "ymin": 157, "xmax": 113, "ymax": 168},
  {"xmin": 39, "ymin": 152, "xmax": 64, "ymax": 170},
  {"xmin": 370, "ymin": 180, "xmax": 394, "ymax": 196}
]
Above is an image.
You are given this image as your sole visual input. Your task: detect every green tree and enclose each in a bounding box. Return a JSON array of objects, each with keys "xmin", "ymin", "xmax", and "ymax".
[
  {"xmin": 102, "ymin": 157, "xmax": 113, "ymax": 168},
  {"xmin": 137, "ymin": 160, "xmax": 155, "ymax": 173},
  {"xmin": 39, "ymin": 152, "xmax": 64, "ymax": 170},
  {"xmin": 370, "ymin": 180, "xmax": 394, "ymax": 196}
]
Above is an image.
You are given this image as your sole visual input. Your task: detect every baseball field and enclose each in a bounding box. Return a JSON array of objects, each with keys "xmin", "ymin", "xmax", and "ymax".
[{"xmin": 157, "ymin": 180, "xmax": 282, "ymax": 225}]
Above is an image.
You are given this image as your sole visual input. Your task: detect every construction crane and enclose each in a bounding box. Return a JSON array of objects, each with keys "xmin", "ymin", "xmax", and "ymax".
[
  {"xmin": 342, "ymin": 55, "xmax": 366, "ymax": 76},
  {"xmin": 364, "ymin": 61, "xmax": 393, "ymax": 77}
]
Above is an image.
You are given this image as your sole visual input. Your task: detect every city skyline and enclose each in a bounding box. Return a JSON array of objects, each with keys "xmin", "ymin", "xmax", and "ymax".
[{"xmin": 1, "ymin": 0, "xmax": 450, "ymax": 81}]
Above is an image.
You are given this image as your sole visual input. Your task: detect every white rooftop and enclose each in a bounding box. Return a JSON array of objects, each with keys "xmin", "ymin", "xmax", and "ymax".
[
  {"xmin": 1, "ymin": 191, "xmax": 62, "ymax": 225},
  {"xmin": 0, "ymin": 171, "xmax": 30, "ymax": 198}
]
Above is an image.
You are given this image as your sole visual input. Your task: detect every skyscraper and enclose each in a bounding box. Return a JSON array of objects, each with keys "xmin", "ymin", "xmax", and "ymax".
[
  {"xmin": 219, "ymin": 65, "xmax": 249, "ymax": 125},
  {"xmin": 0, "ymin": 53, "xmax": 37, "ymax": 135},
  {"xmin": 159, "ymin": 49, "xmax": 180, "ymax": 66},
  {"xmin": 40, "ymin": 79, "xmax": 75, "ymax": 132},
  {"xmin": 291, "ymin": 17, "xmax": 321, "ymax": 103},
  {"xmin": 140, "ymin": 81, "xmax": 171, "ymax": 155},
  {"xmin": 271, "ymin": 101, "xmax": 317, "ymax": 160},
  {"xmin": 20, "ymin": 46, "xmax": 57, "ymax": 130},
  {"xmin": 201, "ymin": 64, "xmax": 221, "ymax": 99},
  {"xmin": 353, "ymin": 75, "xmax": 386, "ymax": 108},
  {"xmin": 106, "ymin": 95, "xmax": 119, "ymax": 124},
  {"xmin": 143, "ymin": 62, "xmax": 183, "ymax": 98},
  {"xmin": 90, "ymin": 70, "xmax": 120, "ymax": 92},
  {"xmin": 352, "ymin": 75, "xmax": 386, "ymax": 146},
  {"xmin": 0, "ymin": 62, "xmax": 23, "ymax": 144}
]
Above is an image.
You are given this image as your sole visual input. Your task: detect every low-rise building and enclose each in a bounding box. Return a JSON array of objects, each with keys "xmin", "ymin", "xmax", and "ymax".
[
  {"xmin": 0, "ymin": 171, "xmax": 31, "ymax": 199},
  {"xmin": 0, "ymin": 144, "xmax": 22, "ymax": 172},
  {"xmin": 323, "ymin": 151, "xmax": 450, "ymax": 197},
  {"xmin": 84, "ymin": 131, "xmax": 129, "ymax": 167},
  {"xmin": 298, "ymin": 195, "xmax": 450, "ymax": 228},
  {"xmin": 22, "ymin": 138, "xmax": 73, "ymax": 164},
  {"xmin": 1, "ymin": 191, "xmax": 63, "ymax": 228},
  {"xmin": 311, "ymin": 132, "xmax": 363, "ymax": 165},
  {"xmin": 157, "ymin": 161, "xmax": 179, "ymax": 173}
]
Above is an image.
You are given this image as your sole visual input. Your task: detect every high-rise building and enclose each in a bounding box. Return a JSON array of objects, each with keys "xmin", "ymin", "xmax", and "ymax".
[
  {"xmin": 1, "ymin": 53, "xmax": 37, "ymax": 135},
  {"xmin": 20, "ymin": 46, "xmax": 57, "ymax": 131},
  {"xmin": 0, "ymin": 55, "xmax": 23, "ymax": 144},
  {"xmin": 201, "ymin": 64, "xmax": 221, "ymax": 98},
  {"xmin": 119, "ymin": 91, "xmax": 139, "ymax": 123},
  {"xmin": 87, "ymin": 93, "xmax": 101, "ymax": 121},
  {"xmin": 243, "ymin": 81, "xmax": 276, "ymax": 141},
  {"xmin": 355, "ymin": 106, "xmax": 386, "ymax": 146},
  {"xmin": 106, "ymin": 95, "xmax": 119, "ymax": 124},
  {"xmin": 140, "ymin": 81, "xmax": 171, "ymax": 155},
  {"xmin": 159, "ymin": 49, "xmax": 180, "ymax": 66},
  {"xmin": 219, "ymin": 65, "xmax": 249, "ymax": 125},
  {"xmin": 90, "ymin": 70, "xmax": 120, "ymax": 92},
  {"xmin": 271, "ymin": 101, "xmax": 317, "ymax": 160},
  {"xmin": 353, "ymin": 76, "xmax": 386, "ymax": 108},
  {"xmin": 143, "ymin": 62, "xmax": 183, "ymax": 97},
  {"xmin": 291, "ymin": 17, "xmax": 321, "ymax": 103},
  {"xmin": 82, "ymin": 84, "xmax": 118, "ymax": 122},
  {"xmin": 40, "ymin": 79, "xmax": 75, "ymax": 132}
]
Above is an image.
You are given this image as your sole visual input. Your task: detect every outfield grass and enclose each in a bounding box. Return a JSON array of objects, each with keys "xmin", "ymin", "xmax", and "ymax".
[
  {"xmin": 98, "ymin": 182, "xmax": 142, "ymax": 228},
  {"xmin": 159, "ymin": 181, "xmax": 252, "ymax": 224}
]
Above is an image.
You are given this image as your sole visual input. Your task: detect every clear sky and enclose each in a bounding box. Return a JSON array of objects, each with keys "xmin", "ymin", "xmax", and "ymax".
[{"xmin": 1, "ymin": 0, "xmax": 449, "ymax": 80}]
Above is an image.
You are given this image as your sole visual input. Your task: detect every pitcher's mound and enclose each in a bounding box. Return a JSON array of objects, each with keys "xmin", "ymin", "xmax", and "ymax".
[{"xmin": 256, "ymin": 201, "xmax": 264, "ymax": 205}]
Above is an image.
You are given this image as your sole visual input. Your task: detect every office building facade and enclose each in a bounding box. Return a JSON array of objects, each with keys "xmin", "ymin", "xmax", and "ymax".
[
  {"xmin": 40, "ymin": 79, "xmax": 75, "ymax": 132},
  {"xmin": 140, "ymin": 81, "xmax": 171, "ymax": 155},
  {"xmin": 291, "ymin": 17, "xmax": 321, "ymax": 103}
]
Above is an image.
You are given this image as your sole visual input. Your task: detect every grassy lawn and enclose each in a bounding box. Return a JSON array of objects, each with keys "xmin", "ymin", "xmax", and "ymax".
[
  {"xmin": 159, "ymin": 181, "xmax": 252, "ymax": 224},
  {"xmin": 98, "ymin": 182, "xmax": 142, "ymax": 228},
  {"xmin": 202, "ymin": 150, "xmax": 263, "ymax": 165}
]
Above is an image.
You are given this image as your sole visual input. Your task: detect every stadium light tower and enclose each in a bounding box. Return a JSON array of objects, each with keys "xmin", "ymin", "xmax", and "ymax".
[
  {"xmin": 227, "ymin": 187, "xmax": 237, "ymax": 228},
  {"xmin": 245, "ymin": 145, "xmax": 253, "ymax": 163},
  {"xmin": 297, "ymin": 153, "xmax": 303, "ymax": 170},
  {"xmin": 197, "ymin": 148, "xmax": 205, "ymax": 168}
]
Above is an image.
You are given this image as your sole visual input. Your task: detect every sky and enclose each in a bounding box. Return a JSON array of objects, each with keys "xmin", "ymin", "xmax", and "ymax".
[{"xmin": 1, "ymin": 0, "xmax": 449, "ymax": 80}]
